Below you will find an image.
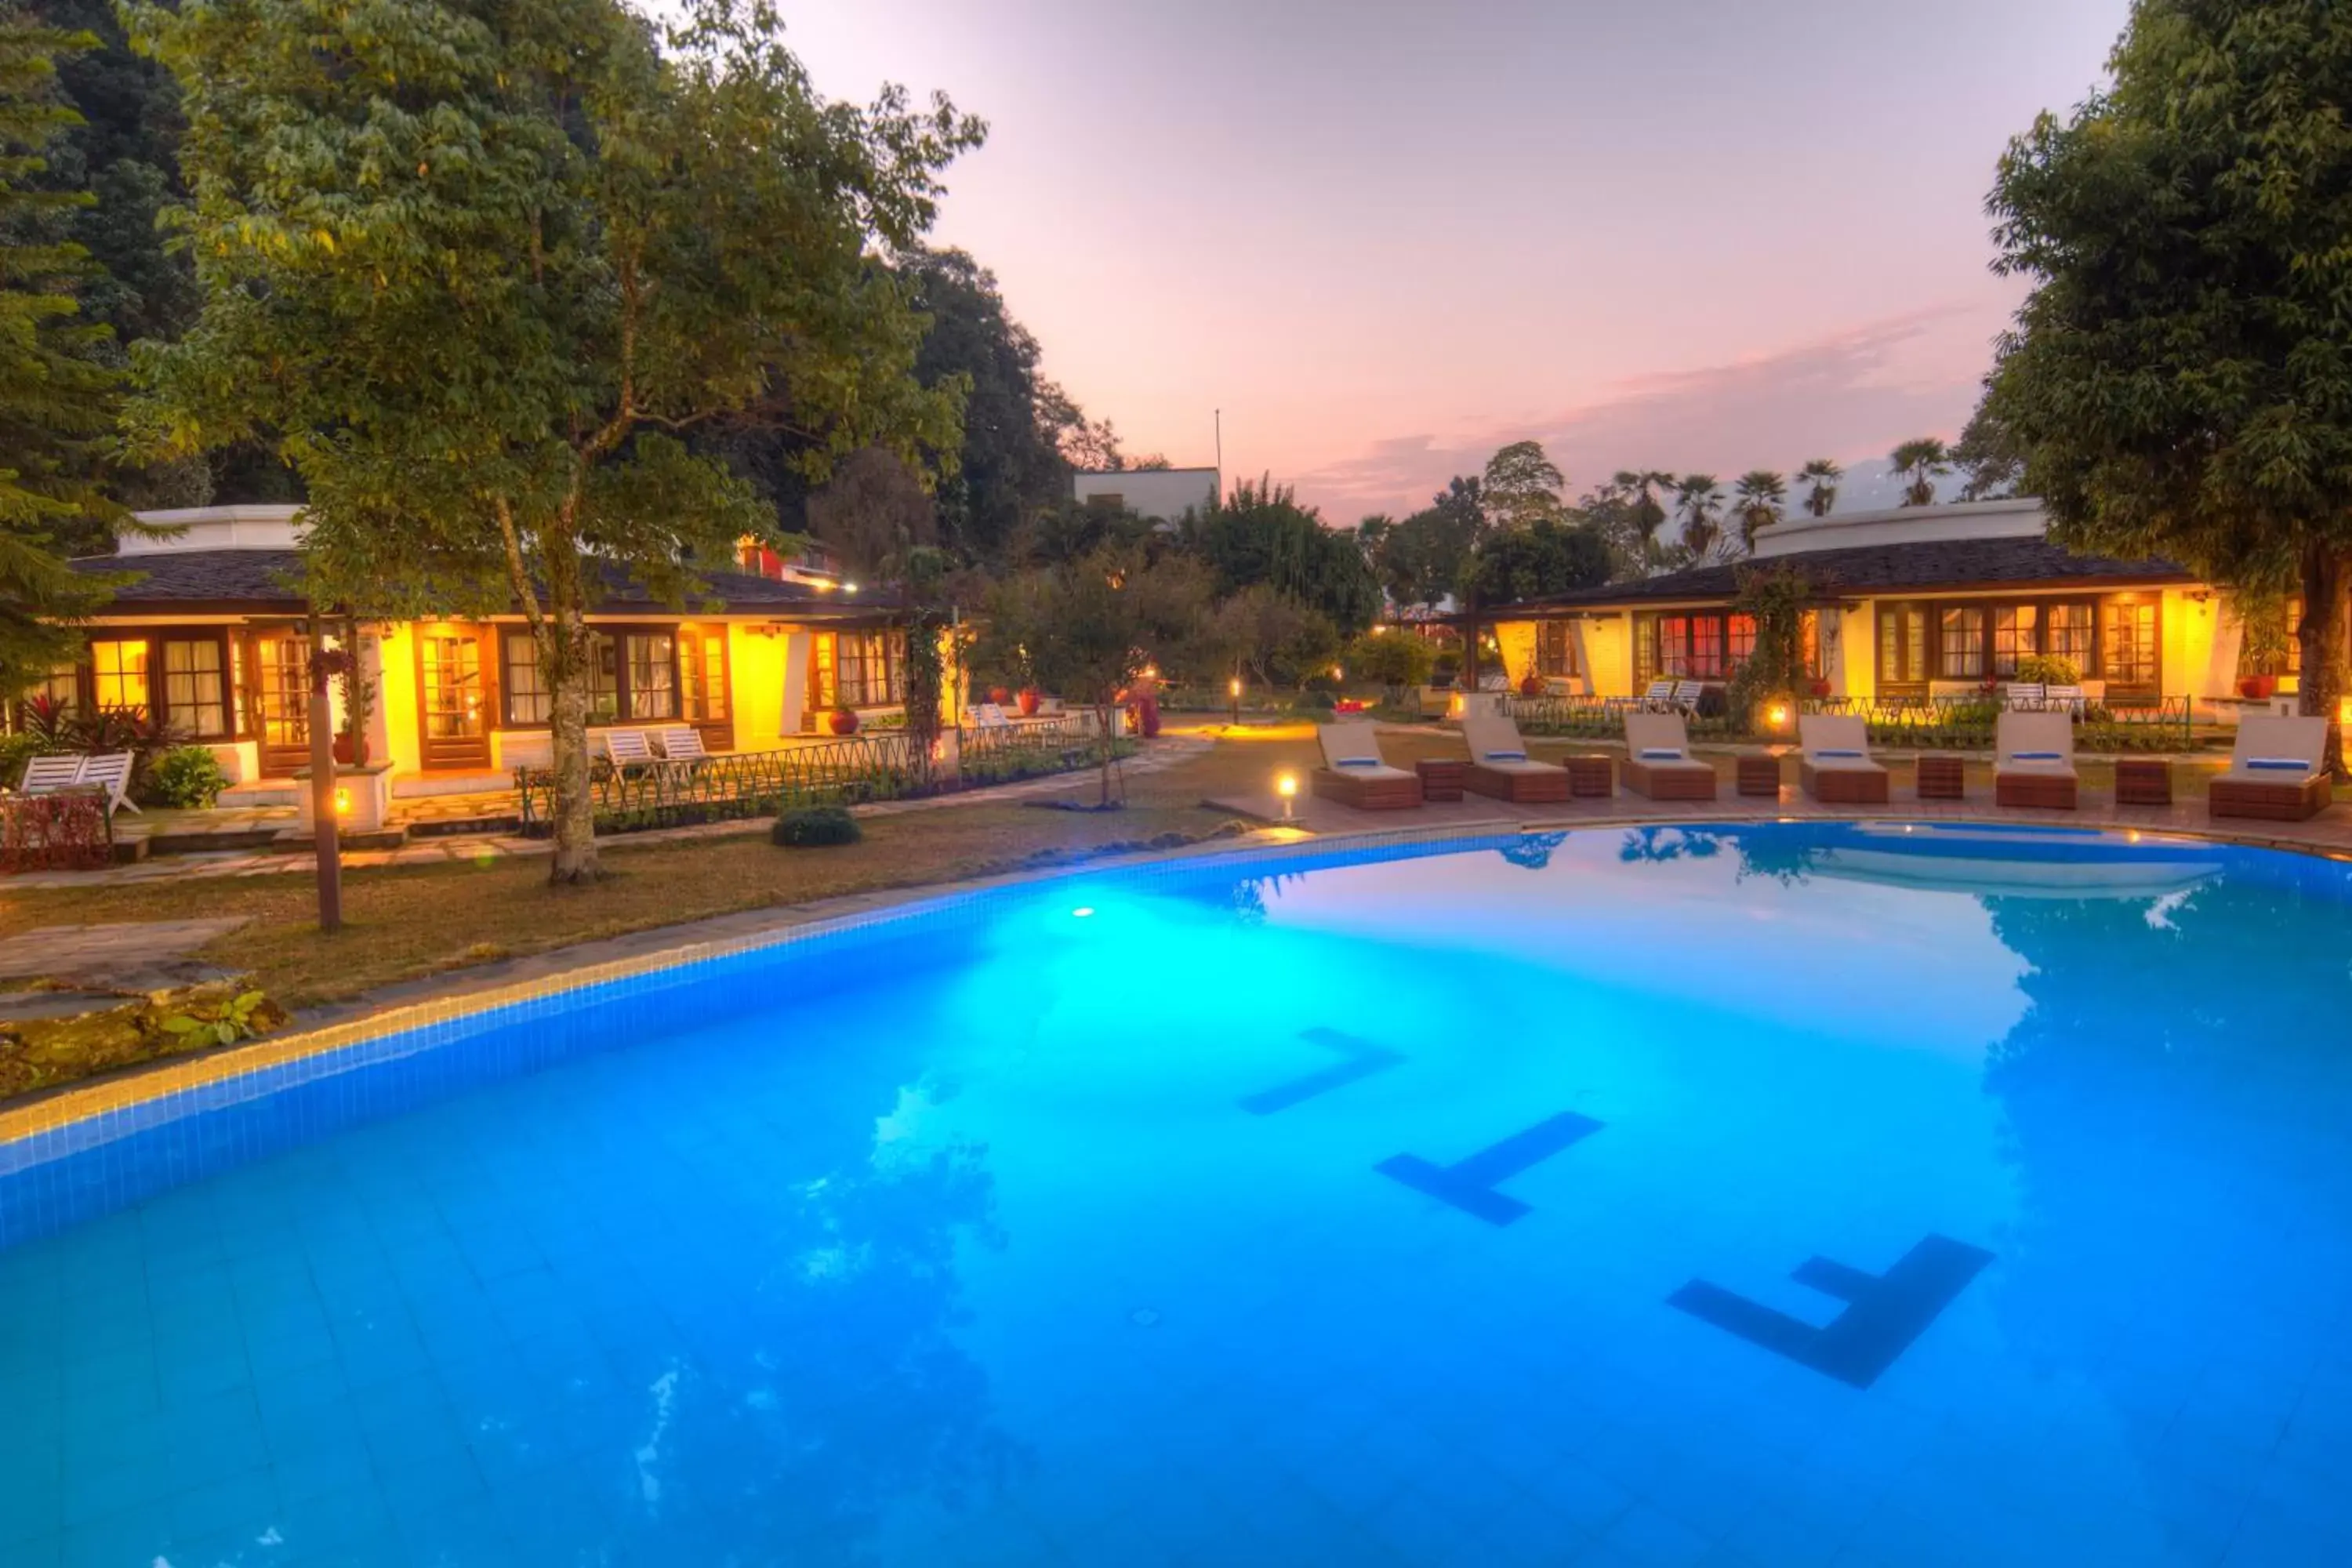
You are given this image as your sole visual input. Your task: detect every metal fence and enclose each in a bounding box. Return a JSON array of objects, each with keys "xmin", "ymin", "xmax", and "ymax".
[
  {"xmin": 1501, "ymin": 692, "xmax": 2198, "ymax": 752},
  {"xmin": 514, "ymin": 712, "xmax": 1120, "ymax": 836}
]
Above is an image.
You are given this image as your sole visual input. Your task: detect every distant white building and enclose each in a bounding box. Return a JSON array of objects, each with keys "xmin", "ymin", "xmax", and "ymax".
[{"xmin": 1072, "ymin": 467, "xmax": 1218, "ymax": 524}]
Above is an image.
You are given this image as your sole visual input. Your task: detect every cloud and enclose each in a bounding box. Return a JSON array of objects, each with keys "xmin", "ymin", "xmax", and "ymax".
[{"xmin": 1290, "ymin": 305, "xmax": 1994, "ymax": 521}]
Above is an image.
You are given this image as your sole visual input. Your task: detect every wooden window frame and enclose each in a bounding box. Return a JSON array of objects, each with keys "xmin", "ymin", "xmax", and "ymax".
[
  {"xmin": 496, "ymin": 622, "xmax": 691, "ymax": 731},
  {"xmin": 1877, "ymin": 593, "xmax": 2157, "ymax": 698}
]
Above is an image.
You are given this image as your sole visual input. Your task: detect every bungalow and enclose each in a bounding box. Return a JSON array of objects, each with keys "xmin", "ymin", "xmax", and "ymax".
[
  {"xmin": 1486, "ymin": 498, "xmax": 2308, "ymax": 720},
  {"xmin": 30, "ymin": 506, "xmax": 940, "ymax": 793}
]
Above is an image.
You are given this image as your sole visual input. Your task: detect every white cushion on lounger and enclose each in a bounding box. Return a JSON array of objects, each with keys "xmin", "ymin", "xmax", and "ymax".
[{"xmin": 1335, "ymin": 764, "xmax": 1417, "ymax": 782}]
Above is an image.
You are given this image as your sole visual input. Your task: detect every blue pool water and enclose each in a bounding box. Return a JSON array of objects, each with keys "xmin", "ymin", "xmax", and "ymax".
[{"xmin": 5, "ymin": 822, "xmax": 2352, "ymax": 1566}]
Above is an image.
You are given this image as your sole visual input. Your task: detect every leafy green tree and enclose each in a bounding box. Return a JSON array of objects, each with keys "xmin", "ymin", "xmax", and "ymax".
[
  {"xmin": 1952, "ymin": 394, "xmax": 2024, "ymax": 502},
  {"xmin": 1191, "ymin": 474, "xmax": 1381, "ymax": 634},
  {"xmin": 1889, "ymin": 437, "xmax": 1951, "ymax": 506},
  {"xmin": 1480, "ymin": 439, "xmax": 1566, "ymax": 529},
  {"xmin": 1461, "ymin": 517, "xmax": 1612, "ymax": 605},
  {"xmin": 0, "ymin": 7, "xmax": 116, "ymax": 695},
  {"xmin": 806, "ymin": 447, "xmax": 938, "ymax": 583},
  {"xmin": 1796, "ymin": 458, "xmax": 1842, "ymax": 517},
  {"xmin": 1673, "ymin": 474, "xmax": 1726, "ymax": 560},
  {"xmin": 1344, "ymin": 626, "xmax": 1436, "ymax": 697},
  {"xmin": 1360, "ymin": 502, "xmax": 1478, "ymax": 612},
  {"xmin": 1577, "ymin": 472, "xmax": 1668, "ymax": 577},
  {"xmin": 971, "ymin": 542, "xmax": 1207, "ymax": 804},
  {"xmin": 129, "ymin": 0, "xmax": 980, "ymax": 881},
  {"xmin": 1731, "ymin": 470, "xmax": 1787, "ymax": 550},
  {"xmin": 1986, "ymin": 0, "xmax": 2352, "ymax": 772},
  {"xmin": 1726, "ymin": 564, "xmax": 1816, "ymax": 735}
]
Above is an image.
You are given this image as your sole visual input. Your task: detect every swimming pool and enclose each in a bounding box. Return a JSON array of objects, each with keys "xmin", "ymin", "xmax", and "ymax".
[{"xmin": 4, "ymin": 822, "xmax": 2350, "ymax": 1566}]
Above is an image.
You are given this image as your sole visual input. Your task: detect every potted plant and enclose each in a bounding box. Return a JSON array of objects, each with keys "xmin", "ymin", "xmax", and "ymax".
[
  {"xmin": 826, "ymin": 706, "xmax": 860, "ymax": 735},
  {"xmin": 1809, "ymin": 677, "xmax": 1832, "ymax": 699},
  {"xmin": 1016, "ymin": 688, "xmax": 1042, "ymax": 717},
  {"xmin": 987, "ymin": 685, "xmax": 1012, "ymax": 706},
  {"xmin": 2238, "ymin": 593, "xmax": 2290, "ymax": 699}
]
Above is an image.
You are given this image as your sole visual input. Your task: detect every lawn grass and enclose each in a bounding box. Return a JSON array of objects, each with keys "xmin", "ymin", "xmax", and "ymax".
[{"xmin": 0, "ymin": 727, "xmax": 1327, "ymax": 1011}]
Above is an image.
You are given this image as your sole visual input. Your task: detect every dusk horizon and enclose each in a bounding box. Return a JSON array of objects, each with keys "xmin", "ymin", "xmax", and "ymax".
[{"xmin": 787, "ymin": 0, "xmax": 2136, "ymax": 520}]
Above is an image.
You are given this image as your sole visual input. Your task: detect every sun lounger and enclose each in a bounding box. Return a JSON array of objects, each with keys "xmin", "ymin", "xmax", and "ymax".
[
  {"xmin": 1797, "ymin": 714, "xmax": 1889, "ymax": 805},
  {"xmin": 2209, "ymin": 715, "xmax": 2333, "ymax": 822},
  {"xmin": 1311, "ymin": 720, "xmax": 1423, "ymax": 810},
  {"xmin": 16, "ymin": 750, "xmax": 138, "ymax": 816},
  {"xmin": 2004, "ymin": 681, "xmax": 2046, "ymax": 711},
  {"xmin": 1621, "ymin": 713, "xmax": 1718, "ymax": 801},
  {"xmin": 1994, "ymin": 710, "xmax": 2078, "ymax": 810},
  {"xmin": 1671, "ymin": 679, "xmax": 1705, "ymax": 717},
  {"xmin": 1462, "ymin": 713, "xmax": 1573, "ymax": 804},
  {"xmin": 652, "ymin": 725, "xmax": 710, "ymax": 762}
]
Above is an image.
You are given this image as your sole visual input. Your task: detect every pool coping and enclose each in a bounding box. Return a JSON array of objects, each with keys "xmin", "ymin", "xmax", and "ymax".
[{"xmin": 4, "ymin": 808, "xmax": 2344, "ymax": 1152}]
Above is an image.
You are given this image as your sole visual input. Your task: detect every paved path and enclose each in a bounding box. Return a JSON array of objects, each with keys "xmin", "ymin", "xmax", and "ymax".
[{"xmin": 6, "ymin": 736, "xmax": 1214, "ymax": 890}]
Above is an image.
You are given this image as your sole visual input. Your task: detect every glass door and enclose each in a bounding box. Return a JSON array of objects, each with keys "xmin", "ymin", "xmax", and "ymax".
[
  {"xmin": 417, "ymin": 629, "xmax": 492, "ymax": 771},
  {"xmin": 251, "ymin": 631, "xmax": 310, "ymax": 776}
]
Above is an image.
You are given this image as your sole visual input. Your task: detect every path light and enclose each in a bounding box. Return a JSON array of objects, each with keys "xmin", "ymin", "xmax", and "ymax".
[
  {"xmin": 1229, "ymin": 675, "xmax": 1242, "ymax": 728},
  {"xmin": 1767, "ymin": 702, "xmax": 1790, "ymax": 731},
  {"xmin": 1276, "ymin": 771, "xmax": 1298, "ymax": 821},
  {"xmin": 333, "ymin": 787, "xmax": 351, "ymax": 816}
]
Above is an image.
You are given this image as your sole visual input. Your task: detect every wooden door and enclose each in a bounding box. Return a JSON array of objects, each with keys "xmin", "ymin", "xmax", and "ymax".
[
  {"xmin": 249, "ymin": 630, "xmax": 312, "ymax": 777},
  {"xmin": 416, "ymin": 626, "xmax": 493, "ymax": 771}
]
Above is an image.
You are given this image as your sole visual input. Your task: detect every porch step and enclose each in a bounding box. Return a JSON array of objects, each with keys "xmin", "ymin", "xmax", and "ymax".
[
  {"xmin": 271, "ymin": 826, "xmax": 408, "ymax": 853},
  {"xmin": 146, "ymin": 827, "xmax": 286, "ymax": 856},
  {"xmin": 404, "ymin": 813, "xmax": 521, "ymax": 839},
  {"xmin": 220, "ymin": 781, "xmax": 300, "ymax": 808},
  {"xmin": 392, "ymin": 771, "xmax": 510, "ymax": 800}
]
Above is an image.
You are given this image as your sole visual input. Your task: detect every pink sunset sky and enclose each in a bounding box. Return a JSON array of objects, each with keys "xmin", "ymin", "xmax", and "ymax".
[{"xmin": 783, "ymin": 0, "xmax": 2132, "ymax": 521}]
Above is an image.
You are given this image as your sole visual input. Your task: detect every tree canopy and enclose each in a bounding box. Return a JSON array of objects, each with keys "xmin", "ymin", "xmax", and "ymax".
[
  {"xmin": 1479, "ymin": 439, "xmax": 1566, "ymax": 529},
  {"xmin": 1191, "ymin": 475, "xmax": 1381, "ymax": 635},
  {"xmin": 1461, "ymin": 517, "xmax": 1611, "ymax": 606},
  {"xmin": 1984, "ymin": 0, "xmax": 2352, "ymax": 766},
  {"xmin": 0, "ymin": 5, "xmax": 116, "ymax": 695},
  {"xmin": 128, "ymin": 0, "xmax": 983, "ymax": 877}
]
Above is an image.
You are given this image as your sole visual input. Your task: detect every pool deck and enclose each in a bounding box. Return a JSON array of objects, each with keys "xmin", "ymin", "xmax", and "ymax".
[{"xmin": 1205, "ymin": 777, "xmax": 2352, "ymax": 861}]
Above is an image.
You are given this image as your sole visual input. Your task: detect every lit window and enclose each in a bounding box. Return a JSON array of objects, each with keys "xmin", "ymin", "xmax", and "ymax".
[
  {"xmin": 162, "ymin": 638, "xmax": 227, "ymax": 737},
  {"xmin": 89, "ymin": 639, "xmax": 149, "ymax": 717}
]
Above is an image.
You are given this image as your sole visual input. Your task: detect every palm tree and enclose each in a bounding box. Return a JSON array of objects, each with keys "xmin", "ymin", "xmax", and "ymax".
[
  {"xmin": 1674, "ymin": 474, "xmax": 1724, "ymax": 561},
  {"xmin": 1889, "ymin": 438, "xmax": 1952, "ymax": 507},
  {"xmin": 1731, "ymin": 470, "xmax": 1786, "ymax": 551},
  {"xmin": 1797, "ymin": 458, "xmax": 1842, "ymax": 517}
]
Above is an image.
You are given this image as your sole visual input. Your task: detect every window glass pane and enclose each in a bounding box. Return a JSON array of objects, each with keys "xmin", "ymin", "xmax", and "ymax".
[
  {"xmin": 1534, "ymin": 622, "xmax": 1576, "ymax": 679},
  {"xmin": 1799, "ymin": 612, "xmax": 1821, "ymax": 678},
  {"xmin": 626, "ymin": 634, "xmax": 676, "ymax": 720},
  {"xmin": 162, "ymin": 639, "xmax": 227, "ymax": 737},
  {"xmin": 809, "ymin": 633, "xmax": 838, "ymax": 715},
  {"xmin": 681, "ymin": 632, "xmax": 728, "ymax": 721},
  {"xmin": 1878, "ymin": 606, "xmax": 1926, "ymax": 685},
  {"xmin": 420, "ymin": 633, "xmax": 485, "ymax": 739},
  {"xmin": 589, "ymin": 633, "xmax": 619, "ymax": 720},
  {"xmin": 1658, "ymin": 616, "xmax": 1690, "ymax": 677},
  {"xmin": 1727, "ymin": 614, "xmax": 1756, "ymax": 669},
  {"xmin": 1690, "ymin": 616, "xmax": 1724, "ymax": 679},
  {"xmin": 2047, "ymin": 604, "xmax": 2093, "ymax": 670},
  {"xmin": 89, "ymin": 639, "xmax": 150, "ymax": 716},
  {"xmin": 503, "ymin": 634, "xmax": 550, "ymax": 724},
  {"xmin": 1992, "ymin": 604, "xmax": 2038, "ymax": 677},
  {"xmin": 255, "ymin": 635, "xmax": 308, "ymax": 746},
  {"xmin": 34, "ymin": 659, "xmax": 78, "ymax": 716},
  {"xmin": 2102, "ymin": 601, "xmax": 2158, "ymax": 685},
  {"xmin": 1937, "ymin": 608, "xmax": 1985, "ymax": 679},
  {"xmin": 1632, "ymin": 615, "xmax": 1658, "ymax": 686}
]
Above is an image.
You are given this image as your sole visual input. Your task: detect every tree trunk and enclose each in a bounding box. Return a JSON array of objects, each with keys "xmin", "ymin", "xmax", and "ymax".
[
  {"xmin": 306, "ymin": 615, "xmax": 342, "ymax": 932},
  {"xmin": 544, "ymin": 595, "xmax": 601, "ymax": 884},
  {"xmin": 2297, "ymin": 545, "xmax": 2350, "ymax": 779},
  {"xmin": 1095, "ymin": 697, "xmax": 1116, "ymax": 807}
]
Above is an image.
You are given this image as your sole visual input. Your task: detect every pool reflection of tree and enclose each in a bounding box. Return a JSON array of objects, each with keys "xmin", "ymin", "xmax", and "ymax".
[
  {"xmin": 1616, "ymin": 824, "xmax": 1813, "ymax": 884},
  {"xmin": 446, "ymin": 1069, "xmax": 1023, "ymax": 1565},
  {"xmin": 1498, "ymin": 831, "xmax": 1570, "ymax": 871},
  {"xmin": 1975, "ymin": 867, "xmax": 2352, "ymax": 1548}
]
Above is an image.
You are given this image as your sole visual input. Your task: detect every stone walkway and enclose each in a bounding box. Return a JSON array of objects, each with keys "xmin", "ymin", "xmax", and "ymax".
[{"xmin": 7, "ymin": 736, "xmax": 1214, "ymax": 889}]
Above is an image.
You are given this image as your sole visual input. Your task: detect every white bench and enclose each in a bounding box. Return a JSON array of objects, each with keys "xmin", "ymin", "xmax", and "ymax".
[{"xmin": 15, "ymin": 751, "xmax": 137, "ymax": 815}]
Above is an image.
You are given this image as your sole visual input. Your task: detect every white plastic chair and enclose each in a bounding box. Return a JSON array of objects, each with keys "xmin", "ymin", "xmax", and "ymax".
[{"xmin": 652, "ymin": 725, "xmax": 710, "ymax": 763}]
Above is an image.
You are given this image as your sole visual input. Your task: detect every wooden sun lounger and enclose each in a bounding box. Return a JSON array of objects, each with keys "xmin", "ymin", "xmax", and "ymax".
[
  {"xmin": 1621, "ymin": 713, "xmax": 1717, "ymax": 801},
  {"xmin": 1796, "ymin": 714, "xmax": 1889, "ymax": 805},
  {"xmin": 2209, "ymin": 716, "xmax": 2333, "ymax": 822},
  {"xmin": 1461, "ymin": 713, "xmax": 1572, "ymax": 804},
  {"xmin": 1994, "ymin": 710, "xmax": 2078, "ymax": 810},
  {"xmin": 1312, "ymin": 720, "xmax": 1424, "ymax": 810}
]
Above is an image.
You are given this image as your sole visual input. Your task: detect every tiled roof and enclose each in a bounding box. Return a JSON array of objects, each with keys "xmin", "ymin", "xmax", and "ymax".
[
  {"xmin": 1501, "ymin": 536, "xmax": 2196, "ymax": 612},
  {"xmin": 72, "ymin": 549, "xmax": 898, "ymax": 619}
]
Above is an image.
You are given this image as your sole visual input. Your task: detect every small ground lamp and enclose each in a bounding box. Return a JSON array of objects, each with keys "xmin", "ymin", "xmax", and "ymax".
[
  {"xmin": 1229, "ymin": 675, "xmax": 1242, "ymax": 728},
  {"xmin": 1276, "ymin": 771, "xmax": 1298, "ymax": 821}
]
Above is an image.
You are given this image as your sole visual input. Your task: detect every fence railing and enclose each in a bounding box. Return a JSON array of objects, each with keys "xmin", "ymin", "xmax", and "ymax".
[
  {"xmin": 1501, "ymin": 692, "xmax": 2199, "ymax": 752},
  {"xmin": 514, "ymin": 712, "xmax": 1118, "ymax": 836}
]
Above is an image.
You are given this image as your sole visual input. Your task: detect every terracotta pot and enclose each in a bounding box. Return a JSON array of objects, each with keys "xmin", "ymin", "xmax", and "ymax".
[
  {"xmin": 2239, "ymin": 674, "xmax": 2278, "ymax": 700},
  {"xmin": 1518, "ymin": 674, "xmax": 1544, "ymax": 697},
  {"xmin": 1017, "ymin": 688, "xmax": 1042, "ymax": 717},
  {"xmin": 988, "ymin": 686, "xmax": 1012, "ymax": 706},
  {"xmin": 826, "ymin": 708, "xmax": 860, "ymax": 735},
  {"xmin": 332, "ymin": 734, "xmax": 355, "ymax": 765},
  {"xmin": 1809, "ymin": 678, "xmax": 1832, "ymax": 698}
]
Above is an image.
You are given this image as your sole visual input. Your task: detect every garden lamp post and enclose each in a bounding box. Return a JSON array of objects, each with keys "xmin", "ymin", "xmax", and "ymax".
[{"xmin": 1229, "ymin": 674, "xmax": 1242, "ymax": 728}]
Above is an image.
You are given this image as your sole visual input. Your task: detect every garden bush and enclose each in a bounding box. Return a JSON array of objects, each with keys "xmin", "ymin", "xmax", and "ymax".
[
  {"xmin": 149, "ymin": 746, "xmax": 230, "ymax": 809},
  {"xmin": 771, "ymin": 804, "xmax": 862, "ymax": 848},
  {"xmin": 0, "ymin": 733, "xmax": 40, "ymax": 790},
  {"xmin": 2015, "ymin": 653, "xmax": 2082, "ymax": 686}
]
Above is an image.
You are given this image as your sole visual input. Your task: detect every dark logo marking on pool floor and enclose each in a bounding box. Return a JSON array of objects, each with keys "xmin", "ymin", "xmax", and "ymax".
[
  {"xmin": 1667, "ymin": 1233, "xmax": 1994, "ymax": 1388},
  {"xmin": 1237, "ymin": 1028, "xmax": 1406, "ymax": 1116},
  {"xmin": 1374, "ymin": 1110, "xmax": 1606, "ymax": 1225}
]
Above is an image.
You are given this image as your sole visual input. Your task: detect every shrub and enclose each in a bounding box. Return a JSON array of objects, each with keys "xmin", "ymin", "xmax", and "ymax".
[
  {"xmin": 2015, "ymin": 653, "xmax": 2082, "ymax": 686},
  {"xmin": 0, "ymin": 733, "xmax": 40, "ymax": 790},
  {"xmin": 1345, "ymin": 629, "xmax": 1436, "ymax": 691},
  {"xmin": 149, "ymin": 746, "xmax": 230, "ymax": 809},
  {"xmin": 771, "ymin": 804, "xmax": 862, "ymax": 848},
  {"xmin": 1298, "ymin": 689, "xmax": 1338, "ymax": 711}
]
